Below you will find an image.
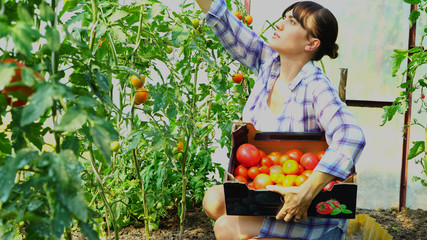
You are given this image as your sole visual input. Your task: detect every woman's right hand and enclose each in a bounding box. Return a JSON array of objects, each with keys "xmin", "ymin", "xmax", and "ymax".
[{"xmin": 195, "ymin": 0, "xmax": 212, "ymax": 13}]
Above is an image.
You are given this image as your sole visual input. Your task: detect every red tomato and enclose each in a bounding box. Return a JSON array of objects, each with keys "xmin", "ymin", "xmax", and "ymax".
[
  {"xmin": 236, "ymin": 143, "xmax": 260, "ymax": 168},
  {"xmin": 260, "ymin": 156, "xmax": 273, "ymax": 167},
  {"xmin": 248, "ymin": 166, "xmax": 260, "ymax": 179},
  {"xmin": 234, "ymin": 165, "xmax": 248, "ymax": 179},
  {"xmin": 253, "ymin": 173, "xmax": 272, "ymax": 190},
  {"xmin": 259, "ymin": 165, "xmax": 270, "ymax": 174},
  {"xmin": 323, "ymin": 180, "xmax": 337, "ymax": 191},
  {"xmin": 300, "ymin": 152, "xmax": 320, "ymax": 170},
  {"xmin": 285, "ymin": 149, "xmax": 303, "ymax": 163},
  {"xmin": 316, "ymin": 202, "xmax": 334, "ymax": 215},
  {"xmin": 235, "ymin": 175, "xmax": 248, "ymax": 185},
  {"xmin": 316, "ymin": 150, "xmax": 325, "ymax": 160}
]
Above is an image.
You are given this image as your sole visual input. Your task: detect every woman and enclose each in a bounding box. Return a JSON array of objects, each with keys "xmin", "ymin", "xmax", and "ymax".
[{"xmin": 196, "ymin": 0, "xmax": 366, "ymax": 239}]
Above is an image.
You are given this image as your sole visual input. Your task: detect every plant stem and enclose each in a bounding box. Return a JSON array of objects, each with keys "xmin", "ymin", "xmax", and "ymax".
[
  {"xmin": 132, "ymin": 149, "xmax": 150, "ymax": 240},
  {"xmin": 89, "ymin": 144, "xmax": 119, "ymax": 240}
]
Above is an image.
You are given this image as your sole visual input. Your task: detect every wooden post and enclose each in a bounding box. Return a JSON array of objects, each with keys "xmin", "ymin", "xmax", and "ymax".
[
  {"xmin": 339, "ymin": 68, "xmax": 348, "ymax": 103},
  {"xmin": 399, "ymin": 3, "xmax": 417, "ymax": 211},
  {"xmin": 244, "ymin": 0, "xmax": 251, "ymax": 15}
]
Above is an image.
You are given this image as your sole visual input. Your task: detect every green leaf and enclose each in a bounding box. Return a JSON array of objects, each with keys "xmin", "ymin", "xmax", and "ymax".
[
  {"xmin": 380, "ymin": 105, "xmax": 397, "ymax": 126},
  {"xmin": 342, "ymin": 208, "xmax": 353, "ymax": 214},
  {"xmin": 45, "ymin": 25, "xmax": 61, "ymax": 51},
  {"xmin": 148, "ymin": 3, "xmax": 165, "ymax": 19},
  {"xmin": 39, "ymin": 2, "xmax": 55, "ymax": 21},
  {"xmin": 110, "ymin": 26, "xmax": 127, "ymax": 43},
  {"xmin": 391, "ymin": 50, "xmax": 407, "ymax": 77},
  {"xmin": 0, "ymin": 64, "xmax": 15, "ymax": 89},
  {"xmin": 56, "ymin": 108, "xmax": 87, "ymax": 132},
  {"xmin": 94, "ymin": 69, "xmax": 110, "ymax": 92},
  {"xmin": 90, "ymin": 124, "xmax": 111, "ymax": 165},
  {"xmin": 17, "ymin": 4, "xmax": 33, "ymax": 24},
  {"xmin": 404, "ymin": 0, "xmax": 421, "ymax": 4},
  {"xmin": 78, "ymin": 220, "xmax": 100, "ymax": 240},
  {"xmin": 54, "ymin": 150, "xmax": 87, "ymax": 221},
  {"xmin": 330, "ymin": 208, "xmax": 342, "ymax": 215},
  {"xmin": 10, "ymin": 22, "xmax": 42, "ymax": 57},
  {"xmin": 171, "ymin": 25, "xmax": 189, "ymax": 46},
  {"xmin": 108, "ymin": 10, "xmax": 129, "ymax": 22},
  {"xmin": 21, "ymin": 84, "xmax": 54, "ymax": 126},
  {"xmin": 51, "ymin": 201, "xmax": 73, "ymax": 238},
  {"xmin": 0, "ymin": 156, "xmax": 18, "ymax": 202},
  {"xmin": 0, "ymin": 132, "xmax": 12, "ymax": 155},
  {"xmin": 0, "ymin": 22, "xmax": 10, "ymax": 38},
  {"xmin": 408, "ymin": 141, "xmax": 424, "ymax": 160}
]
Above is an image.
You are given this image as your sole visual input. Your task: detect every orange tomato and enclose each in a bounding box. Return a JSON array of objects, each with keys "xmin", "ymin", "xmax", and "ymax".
[
  {"xmin": 295, "ymin": 175, "xmax": 308, "ymax": 186},
  {"xmin": 268, "ymin": 152, "xmax": 282, "ymax": 165},
  {"xmin": 269, "ymin": 165, "xmax": 283, "ymax": 174},
  {"xmin": 260, "ymin": 156, "xmax": 273, "ymax": 167},
  {"xmin": 297, "ymin": 164, "xmax": 305, "ymax": 175},
  {"xmin": 248, "ymin": 166, "xmax": 260, "ymax": 179},
  {"xmin": 301, "ymin": 170, "xmax": 313, "ymax": 178},
  {"xmin": 253, "ymin": 173, "xmax": 272, "ymax": 190},
  {"xmin": 282, "ymin": 175, "xmax": 297, "ymax": 187},
  {"xmin": 234, "ymin": 165, "xmax": 248, "ymax": 179},
  {"xmin": 130, "ymin": 74, "xmax": 145, "ymax": 88},
  {"xmin": 233, "ymin": 11, "xmax": 243, "ymax": 20},
  {"xmin": 134, "ymin": 88, "xmax": 149, "ymax": 105},
  {"xmin": 282, "ymin": 160, "xmax": 299, "ymax": 175},
  {"xmin": 235, "ymin": 175, "xmax": 248, "ymax": 185},
  {"xmin": 270, "ymin": 172, "xmax": 285, "ymax": 184},
  {"xmin": 244, "ymin": 15, "xmax": 253, "ymax": 25},
  {"xmin": 259, "ymin": 165, "xmax": 270, "ymax": 174},
  {"xmin": 279, "ymin": 154, "xmax": 291, "ymax": 166},
  {"xmin": 317, "ymin": 150, "xmax": 326, "ymax": 160},
  {"xmin": 232, "ymin": 73, "xmax": 244, "ymax": 83},
  {"xmin": 259, "ymin": 150, "xmax": 267, "ymax": 159}
]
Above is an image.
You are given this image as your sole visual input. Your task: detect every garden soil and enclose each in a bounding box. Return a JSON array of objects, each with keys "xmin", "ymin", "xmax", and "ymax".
[{"xmin": 74, "ymin": 207, "xmax": 427, "ymax": 240}]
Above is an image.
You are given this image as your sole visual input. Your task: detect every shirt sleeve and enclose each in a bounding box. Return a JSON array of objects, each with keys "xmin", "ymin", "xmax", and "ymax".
[
  {"xmin": 312, "ymin": 78, "xmax": 366, "ymax": 179},
  {"xmin": 205, "ymin": 0, "xmax": 272, "ymax": 75}
]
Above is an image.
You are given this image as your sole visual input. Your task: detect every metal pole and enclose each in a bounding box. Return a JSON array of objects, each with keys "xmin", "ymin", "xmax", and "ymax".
[{"xmin": 399, "ymin": 3, "xmax": 417, "ymax": 211}]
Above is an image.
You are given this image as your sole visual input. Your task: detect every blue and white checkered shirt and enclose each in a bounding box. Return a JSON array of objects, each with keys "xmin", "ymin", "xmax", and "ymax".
[{"xmin": 206, "ymin": 0, "xmax": 366, "ymax": 239}]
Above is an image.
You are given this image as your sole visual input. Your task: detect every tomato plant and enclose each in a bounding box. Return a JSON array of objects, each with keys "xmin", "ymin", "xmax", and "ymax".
[{"xmin": 381, "ymin": 0, "xmax": 427, "ymax": 186}]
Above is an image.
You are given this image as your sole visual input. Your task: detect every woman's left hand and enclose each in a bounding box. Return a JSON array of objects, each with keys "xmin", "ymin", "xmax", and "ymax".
[{"xmin": 266, "ymin": 185, "xmax": 313, "ymax": 222}]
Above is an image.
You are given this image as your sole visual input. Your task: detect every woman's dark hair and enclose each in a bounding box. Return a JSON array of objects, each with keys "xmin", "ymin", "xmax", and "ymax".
[{"xmin": 283, "ymin": 1, "xmax": 339, "ymax": 61}]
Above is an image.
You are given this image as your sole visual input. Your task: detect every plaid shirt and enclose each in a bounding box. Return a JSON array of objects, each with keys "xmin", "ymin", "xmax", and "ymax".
[{"xmin": 206, "ymin": 0, "xmax": 366, "ymax": 239}]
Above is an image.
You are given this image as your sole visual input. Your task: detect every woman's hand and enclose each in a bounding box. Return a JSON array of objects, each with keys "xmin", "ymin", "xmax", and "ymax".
[
  {"xmin": 266, "ymin": 185, "xmax": 312, "ymax": 222},
  {"xmin": 267, "ymin": 171, "xmax": 336, "ymax": 222}
]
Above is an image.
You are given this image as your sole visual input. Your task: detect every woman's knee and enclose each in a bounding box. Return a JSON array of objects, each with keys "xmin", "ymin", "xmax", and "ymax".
[
  {"xmin": 214, "ymin": 215, "xmax": 236, "ymax": 240},
  {"xmin": 203, "ymin": 185, "xmax": 225, "ymax": 220}
]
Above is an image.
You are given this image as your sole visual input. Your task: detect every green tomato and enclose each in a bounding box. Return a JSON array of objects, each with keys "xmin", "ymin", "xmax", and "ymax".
[
  {"xmin": 110, "ymin": 141, "xmax": 120, "ymax": 153},
  {"xmin": 192, "ymin": 18, "xmax": 200, "ymax": 29}
]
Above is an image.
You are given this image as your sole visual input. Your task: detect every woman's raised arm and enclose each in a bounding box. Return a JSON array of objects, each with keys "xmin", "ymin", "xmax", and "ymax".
[{"xmin": 195, "ymin": 0, "xmax": 212, "ymax": 13}]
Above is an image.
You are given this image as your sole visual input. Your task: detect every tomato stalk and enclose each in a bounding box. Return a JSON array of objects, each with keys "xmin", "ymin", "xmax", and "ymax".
[
  {"xmin": 89, "ymin": 0, "xmax": 99, "ymax": 52},
  {"xmin": 132, "ymin": 148, "xmax": 151, "ymax": 240},
  {"xmin": 89, "ymin": 143, "xmax": 119, "ymax": 240}
]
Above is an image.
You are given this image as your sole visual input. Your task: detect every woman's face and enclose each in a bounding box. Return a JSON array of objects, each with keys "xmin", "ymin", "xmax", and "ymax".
[{"xmin": 269, "ymin": 11, "xmax": 311, "ymax": 57}]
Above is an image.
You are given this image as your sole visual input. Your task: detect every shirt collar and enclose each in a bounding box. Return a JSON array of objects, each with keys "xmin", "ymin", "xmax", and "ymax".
[{"xmin": 288, "ymin": 61, "xmax": 316, "ymax": 91}]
